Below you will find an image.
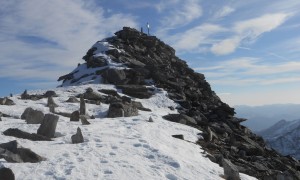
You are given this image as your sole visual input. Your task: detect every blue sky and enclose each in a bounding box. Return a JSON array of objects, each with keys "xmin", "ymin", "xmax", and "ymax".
[{"xmin": 0, "ymin": 0, "xmax": 300, "ymax": 106}]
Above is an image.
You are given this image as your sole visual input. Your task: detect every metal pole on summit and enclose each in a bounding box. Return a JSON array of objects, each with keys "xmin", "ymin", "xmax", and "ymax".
[{"xmin": 147, "ymin": 22, "xmax": 150, "ymax": 35}]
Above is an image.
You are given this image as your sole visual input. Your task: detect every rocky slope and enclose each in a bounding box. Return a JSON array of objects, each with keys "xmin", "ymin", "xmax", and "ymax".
[
  {"xmin": 258, "ymin": 119, "xmax": 300, "ymax": 160},
  {"xmin": 57, "ymin": 27, "xmax": 300, "ymax": 179}
]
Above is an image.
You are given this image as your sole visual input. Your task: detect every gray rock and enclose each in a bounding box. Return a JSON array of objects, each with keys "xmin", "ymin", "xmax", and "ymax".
[
  {"xmin": 172, "ymin": 134, "xmax": 184, "ymax": 140},
  {"xmin": 44, "ymin": 90, "xmax": 57, "ymax": 97},
  {"xmin": 0, "ymin": 167, "xmax": 15, "ymax": 180},
  {"xmin": 163, "ymin": 114, "xmax": 197, "ymax": 125},
  {"xmin": 83, "ymin": 90, "xmax": 103, "ymax": 101},
  {"xmin": 116, "ymin": 85, "xmax": 152, "ymax": 99},
  {"xmin": 0, "ymin": 140, "xmax": 45, "ymax": 163},
  {"xmin": 107, "ymin": 102, "xmax": 138, "ymax": 118},
  {"xmin": 0, "ymin": 97, "xmax": 15, "ymax": 105},
  {"xmin": 70, "ymin": 111, "xmax": 80, "ymax": 122},
  {"xmin": 80, "ymin": 115, "xmax": 90, "ymax": 125},
  {"xmin": 102, "ymin": 68, "xmax": 127, "ymax": 85},
  {"xmin": 66, "ymin": 96, "xmax": 80, "ymax": 103},
  {"xmin": 24, "ymin": 108, "xmax": 45, "ymax": 124},
  {"xmin": 37, "ymin": 114, "xmax": 59, "ymax": 138},
  {"xmin": 47, "ymin": 96, "xmax": 58, "ymax": 107},
  {"xmin": 222, "ymin": 159, "xmax": 241, "ymax": 180},
  {"xmin": 3, "ymin": 128, "xmax": 51, "ymax": 141},
  {"xmin": 71, "ymin": 127, "xmax": 84, "ymax": 144},
  {"xmin": 148, "ymin": 116, "xmax": 154, "ymax": 122},
  {"xmin": 80, "ymin": 96, "xmax": 86, "ymax": 115},
  {"xmin": 21, "ymin": 107, "xmax": 33, "ymax": 120}
]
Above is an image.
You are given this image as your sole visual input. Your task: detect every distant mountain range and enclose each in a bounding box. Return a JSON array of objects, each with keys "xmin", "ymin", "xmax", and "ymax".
[
  {"xmin": 235, "ymin": 104, "xmax": 300, "ymax": 132},
  {"xmin": 257, "ymin": 119, "xmax": 300, "ymax": 159}
]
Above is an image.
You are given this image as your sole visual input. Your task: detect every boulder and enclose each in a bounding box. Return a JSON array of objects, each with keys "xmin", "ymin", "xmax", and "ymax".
[
  {"xmin": 44, "ymin": 90, "xmax": 57, "ymax": 97},
  {"xmin": 70, "ymin": 111, "xmax": 80, "ymax": 122},
  {"xmin": 21, "ymin": 107, "xmax": 33, "ymax": 119},
  {"xmin": 0, "ymin": 97, "xmax": 15, "ymax": 105},
  {"xmin": 3, "ymin": 128, "xmax": 52, "ymax": 141},
  {"xmin": 222, "ymin": 159, "xmax": 241, "ymax": 180},
  {"xmin": 23, "ymin": 108, "xmax": 44, "ymax": 124},
  {"xmin": 0, "ymin": 167, "xmax": 15, "ymax": 180},
  {"xmin": 71, "ymin": 127, "xmax": 84, "ymax": 144},
  {"xmin": 0, "ymin": 140, "xmax": 44, "ymax": 163},
  {"xmin": 107, "ymin": 102, "xmax": 138, "ymax": 118},
  {"xmin": 37, "ymin": 114, "xmax": 59, "ymax": 138},
  {"xmin": 83, "ymin": 88, "xmax": 103, "ymax": 100},
  {"xmin": 102, "ymin": 68, "xmax": 127, "ymax": 84},
  {"xmin": 80, "ymin": 115, "xmax": 90, "ymax": 125},
  {"xmin": 66, "ymin": 96, "xmax": 80, "ymax": 103}
]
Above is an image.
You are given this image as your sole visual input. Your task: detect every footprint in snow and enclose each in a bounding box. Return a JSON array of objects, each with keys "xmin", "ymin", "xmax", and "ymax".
[
  {"xmin": 166, "ymin": 174, "xmax": 178, "ymax": 180},
  {"xmin": 133, "ymin": 143, "xmax": 142, "ymax": 147},
  {"xmin": 109, "ymin": 152, "xmax": 116, "ymax": 156},
  {"xmin": 104, "ymin": 170, "xmax": 113, "ymax": 174},
  {"xmin": 100, "ymin": 160, "xmax": 108, "ymax": 164}
]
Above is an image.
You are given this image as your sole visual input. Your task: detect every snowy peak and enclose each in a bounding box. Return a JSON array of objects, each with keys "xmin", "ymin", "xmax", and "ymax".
[
  {"xmin": 54, "ymin": 27, "xmax": 300, "ymax": 179},
  {"xmin": 259, "ymin": 119, "xmax": 300, "ymax": 159}
]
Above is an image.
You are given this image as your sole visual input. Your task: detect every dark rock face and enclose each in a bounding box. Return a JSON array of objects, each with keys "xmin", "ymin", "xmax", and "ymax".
[
  {"xmin": 0, "ymin": 140, "xmax": 45, "ymax": 163},
  {"xmin": 107, "ymin": 102, "xmax": 138, "ymax": 118},
  {"xmin": 0, "ymin": 167, "xmax": 15, "ymax": 180},
  {"xmin": 3, "ymin": 128, "xmax": 52, "ymax": 141},
  {"xmin": 21, "ymin": 108, "xmax": 44, "ymax": 124},
  {"xmin": 71, "ymin": 127, "xmax": 84, "ymax": 144},
  {"xmin": 37, "ymin": 114, "xmax": 59, "ymax": 138}
]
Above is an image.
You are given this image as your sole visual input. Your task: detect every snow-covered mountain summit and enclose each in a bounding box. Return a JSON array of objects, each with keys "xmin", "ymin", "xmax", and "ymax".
[
  {"xmin": 1, "ymin": 27, "xmax": 300, "ymax": 180},
  {"xmin": 259, "ymin": 119, "xmax": 300, "ymax": 159}
]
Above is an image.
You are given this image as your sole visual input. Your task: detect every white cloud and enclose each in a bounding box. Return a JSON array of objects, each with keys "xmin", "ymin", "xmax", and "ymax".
[
  {"xmin": 211, "ymin": 36, "xmax": 241, "ymax": 55},
  {"xmin": 210, "ymin": 13, "xmax": 289, "ymax": 55},
  {"xmin": 213, "ymin": 6, "xmax": 235, "ymax": 19},
  {"xmin": 160, "ymin": 0, "xmax": 202, "ymax": 28},
  {"xmin": 195, "ymin": 57, "xmax": 300, "ymax": 86},
  {"xmin": 0, "ymin": 0, "xmax": 137, "ymax": 81},
  {"xmin": 164, "ymin": 24, "xmax": 226, "ymax": 52}
]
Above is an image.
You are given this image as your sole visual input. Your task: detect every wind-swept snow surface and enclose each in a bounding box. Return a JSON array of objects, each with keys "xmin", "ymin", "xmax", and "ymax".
[{"xmin": 0, "ymin": 84, "xmax": 256, "ymax": 180}]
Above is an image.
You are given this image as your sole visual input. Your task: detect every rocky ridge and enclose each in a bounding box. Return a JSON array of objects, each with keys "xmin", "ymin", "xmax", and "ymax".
[{"xmin": 57, "ymin": 27, "xmax": 300, "ymax": 179}]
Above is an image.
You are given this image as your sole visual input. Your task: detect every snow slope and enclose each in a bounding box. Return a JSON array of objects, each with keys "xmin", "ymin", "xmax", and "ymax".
[{"xmin": 0, "ymin": 84, "xmax": 256, "ymax": 180}]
